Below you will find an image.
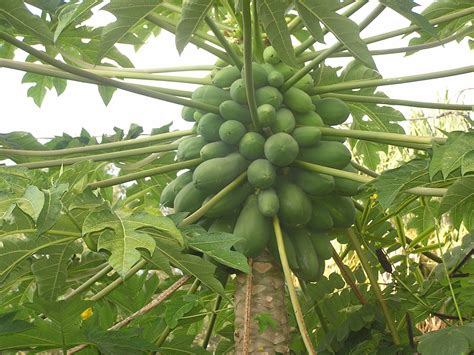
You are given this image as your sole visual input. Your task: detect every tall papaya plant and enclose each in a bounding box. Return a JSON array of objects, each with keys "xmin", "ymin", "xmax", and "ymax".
[{"xmin": 0, "ymin": 0, "xmax": 473, "ymax": 354}]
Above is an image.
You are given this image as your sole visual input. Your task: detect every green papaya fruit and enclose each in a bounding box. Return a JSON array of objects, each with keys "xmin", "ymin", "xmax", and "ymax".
[
  {"xmin": 239, "ymin": 132, "xmax": 266, "ymax": 160},
  {"xmin": 283, "ymin": 87, "xmax": 314, "ymax": 113},
  {"xmin": 257, "ymin": 104, "xmax": 276, "ymax": 127},
  {"xmin": 200, "ymin": 141, "xmax": 234, "ymax": 160},
  {"xmin": 208, "ymin": 215, "xmax": 238, "ymax": 233},
  {"xmin": 212, "ymin": 66, "xmax": 241, "ymax": 88},
  {"xmin": 191, "ymin": 85, "xmax": 230, "ymax": 107},
  {"xmin": 334, "ymin": 164, "xmax": 362, "ymax": 196},
  {"xmin": 292, "ymin": 127, "xmax": 322, "ymax": 147},
  {"xmin": 290, "ymin": 228, "xmax": 321, "ymax": 282},
  {"xmin": 271, "ymin": 108, "xmax": 295, "ymax": 134},
  {"xmin": 267, "ymin": 230, "xmax": 299, "ymax": 271},
  {"xmin": 263, "ymin": 46, "xmax": 280, "ymax": 64},
  {"xmin": 297, "ymin": 141, "xmax": 352, "ymax": 169},
  {"xmin": 176, "ymin": 136, "xmax": 207, "ymax": 161},
  {"xmin": 264, "ymin": 132, "xmax": 299, "ymax": 167},
  {"xmin": 290, "ymin": 168, "xmax": 335, "ymax": 195},
  {"xmin": 312, "ymin": 97, "xmax": 350, "ymax": 125},
  {"xmin": 241, "ymin": 62, "xmax": 268, "ymax": 88},
  {"xmin": 174, "ymin": 182, "xmax": 209, "ymax": 213},
  {"xmin": 205, "ymin": 182, "xmax": 254, "ymax": 218},
  {"xmin": 307, "ymin": 203, "xmax": 334, "ymax": 230},
  {"xmin": 267, "ymin": 70, "xmax": 284, "ymax": 88},
  {"xmin": 229, "ymin": 79, "xmax": 247, "ymax": 104},
  {"xmin": 247, "ymin": 159, "xmax": 276, "ymax": 189},
  {"xmin": 219, "ymin": 100, "xmax": 252, "ymax": 123},
  {"xmin": 219, "ymin": 120, "xmax": 247, "ymax": 145},
  {"xmin": 257, "ymin": 188, "xmax": 280, "ymax": 217},
  {"xmin": 277, "ymin": 181, "xmax": 312, "ymax": 227},
  {"xmin": 197, "ymin": 113, "xmax": 224, "ymax": 142},
  {"xmin": 308, "ymin": 230, "xmax": 333, "ymax": 260},
  {"xmin": 181, "ymin": 106, "xmax": 196, "ymax": 122},
  {"xmin": 313, "ymin": 195, "xmax": 356, "ymax": 228},
  {"xmin": 294, "ymin": 111, "xmax": 324, "ymax": 127},
  {"xmin": 255, "ymin": 86, "xmax": 283, "ymax": 109}
]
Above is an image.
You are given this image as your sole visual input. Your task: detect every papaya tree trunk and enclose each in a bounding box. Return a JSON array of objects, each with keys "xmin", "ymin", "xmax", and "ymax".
[{"xmin": 234, "ymin": 250, "xmax": 289, "ymax": 354}]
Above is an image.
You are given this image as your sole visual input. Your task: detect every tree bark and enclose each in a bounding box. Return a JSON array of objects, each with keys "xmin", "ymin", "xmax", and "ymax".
[{"xmin": 234, "ymin": 250, "xmax": 289, "ymax": 354}]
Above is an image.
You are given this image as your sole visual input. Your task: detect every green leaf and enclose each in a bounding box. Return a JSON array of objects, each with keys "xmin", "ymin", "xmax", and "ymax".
[
  {"xmin": 175, "ymin": 0, "xmax": 214, "ymax": 54},
  {"xmin": 418, "ymin": 323, "xmax": 474, "ymax": 355},
  {"xmin": 0, "ymin": 318, "xmax": 63, "ymax": 349},
  {"xmin": 85, "ymin": 328, "xmax": 161, "ymax": 354},
  {"xmin": 371, "ymin": 159, "xmax": 430, "ymax": 209},
  {"xmin": 0, "ymin": 0, "xmax": 53, "ymax": 44},
  {"xmin": 257, "ymin": 0, "xmax": 297, "ymax": 67},
  {"xmin": 97, "ymin": 0, "xmax": 162, "ymax": 62},
  {"xmin": 164, "ymin": 295, "xmax": 197, "ymax": 328},
  {"xmin": 461, "ymin": 150, "xmax": 474, "ymax": 175},
  {"xmin": 380, "ymin": 0, "xmax": 437, "ymax": 39},
  {"xmin": 98, "ymin": 85, "xmax": 117, "ymax": 106},
  {"xmin": 17, "ymin": 185, "xmax": 44, "ymax": 222},
  {"xmin": 21, "ymin": 72, "xmax": 53, "ymax": 107},
  {"xmin": 31, "ymin": 242, "xmax": 82, "ymax": 300},
  {"xmin": 187, "ymin": 232, "xmax": 250, "ymax": 273},
  {"xmin": 53, "ymin": 0, "xmax": 99, "ymax": 42},
  {"xmin": 0, "ymin": 311, "xmax": 34, "ymax": 335},
  {"xmin": 294, "ymin": 2, "xmax": 324, "ymax": 44},
  {"xmin": 36, "ymin": 184, "xmax": 68, "ymax": 236},
  {"xmin": 82, "ymin": 208, "xmax": 157, "ymax": 276},
  {"xmin": 294, "ymin": 0, "xmax": 376, "ymax": 70},
  {"xmin": 438, "ymin": 176, "xmax": 474, "ymax": 217}
]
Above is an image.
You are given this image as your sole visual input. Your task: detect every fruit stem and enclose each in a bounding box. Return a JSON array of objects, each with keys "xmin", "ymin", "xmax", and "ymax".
[
  {"xmin": 345, "ymin": 228, "xmax": 401, "ymax": 345},
  {"xmin": 0, "ymin": 59, "xmax": 194, "ymax": 98},
  {"xmin": 202, "ymin": 293, "xmax": 225, "ymax": 349},
  {"xmin": 294, "ymin": 0, "xmax": 369, "ymax": 55},
  {"xmin": 15, "ymin": 142, "xmax": 180, "ymax": 169},
  {"xmin": 0, "ymin": 130, "xmax": 193, "ymax": 157},
  {"xmin": 350, "ymin": 160, "xmax": 379, "ymax": 178},
  {"xmin": 181, "ymin": 172, "xmax": 247, "ymax": 225},
  {"xmin": 88, "ymin": 158, "xmax": 203, "ymax": 189},
  {"xmin": 319, "ymin": 127, "xmax": 446, "ymax": 145},
  {"xmin": 87, "ymin": 69, "xmax": 211, "ymax": 85},
  {"xmin": 0, "ymin": 33, "xmax": 220, "ymax": 113},
  {"xmin": 242, "ymin": 0, "xmax": 261, "ymax": 131},
  {"xmin": 205, "ymin": 16, "xmax": 243, "ymax": 69},
  {"xmin": 311, "ymin": 65, "xmax": 474, "ymax": 95},
  {"xmin": 272, "ymin": 216, "xmax": 316, "ymax": 355},
  {"xmin": 293, "ymin": 160, "xmax": 448, "ymax": 197},
  {"xmin": 321, "ymin": 92, "xmax": 474, "ymax": 112},
  {"xmin": 90, "ymin": 64, "xmax": 215, "ymax": 74},
  {"xmin": 281, "ymin": 4, "xmax": 385, "ymax": 92}
]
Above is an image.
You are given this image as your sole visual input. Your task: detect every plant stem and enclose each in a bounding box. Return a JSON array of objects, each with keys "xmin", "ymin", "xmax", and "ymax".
[
  {"xmin": 145, "ymin": 14, "xmax": 229, "ymax": 62},
  {"xmin": 88, "ymin": 259, "xmax": 147, "ymax": 301},
  {"xmin": 350, "ymin": 160, "xmax": 379, "ymax": 178},
  {"xmin": 88, "ymin": 158, "xmax": 203, "ymax": 189},
  {"xmin": 181, "ymin": 172, "xmax": 247, "ymax": 225},
  {"xmin": 294, "ymin": 0, "xmax": 368, "ymax": 56},
  {"xmin": 346, "ymin": 228, "xmax": 401, "ymax": 345},
  {"xmin": 0, "ymin": 33, "xmax": 220, "ymax": 113},
  {"xmin": 0, "ymin": 130, "xmax": 192, "ymax": 157},
  {"xmin": 65, "ymin": 265, "xmax": 114, "ymax": 300},
  {"xmin": 311, "ymin": 65, "xmax": 474, "ymax": 95},
  {"xmin": 252, "ymin": 0, "xmax": 264, "ymax": 63},
  {"xmin": 321, "ymin": 93, "xmax": 474, "ymax": 112},
  {"xmin": 205, "ymin": 16, "xmax": 242, "ymax": 69},
  {"xmin": 293, "ymin": 160, "xmax": 448, "ymax": 197},
  {"xmin": 0, "ymin": 59, "xmax": 194, "ymax": 98},
  {"xmin": 272, "ymin": 216, "xmax": 316, "ymax": 355},
  {"xmin": 202, "ymin": 294, "xmax": 224, "ymax": 349},
  {"xmin": 319, "ymin": 127, "xmax": 446, "ymax": 145},
  {"xmin": 16, "ymin": 142, "xmax": 179, "ymax": 169},
  {"xmin": 282, "ymin": 4, "xmax": 385, "ymax": 92},
  {"xmin": 88, "ymin": 69, "xmax": 211, "ymax": 85},
  {"xmin": 242, "ymin": 0, "xmax": 261, "ymax": 131},
  {"xmin": 331, "ymin": 246, "xmax": 367, "ymax": 305},
  {"xmin": 93, "ymin": 64, "xmax": 215, "ymax": 73}
]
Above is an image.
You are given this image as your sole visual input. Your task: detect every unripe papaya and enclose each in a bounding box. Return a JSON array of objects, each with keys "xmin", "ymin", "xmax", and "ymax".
[
  {"xmin": 174, "ymin": 182, "xmax": 209, "ymax": 213},
  {"xmin": 308, "ymin": 231, "xmax": 333, "ymax": 260},
  {"xmin": 290, "ymin": 168, "xmax": 335, "ymax": 195},
  {"xmin": 263, "ymin": 46, "xmax": 280, "ymax": 64},
  {"xmin": 292, "ymin": 127, "xmax": 321, "ymax": 147},
  {"xmin": 294, "ymin": 111, "xmax": 324, "ymax": 127},
  {"xmin": 267, "ymin": 71, "xmax": 284, "ymax": 88},
  {"xmin": 293, "ymin": 73, "xmax": 314, "ymax": 92},
  {"xmin": 212, "ymin": 66, "xmax": 241, "ymax": 88},
  {"xmin": 181, "ymin": 106, "xmax": 196, "ymax": 122},
  {"xmin": 205, "ymin": 182, "xmax": 254, "ymax": 218},
  {"xmin": 291, "ymin": 228, "xmax": 321, "ymax": 282},
  {"xmin": 208, "ymin": 215, "xmax": 238, "ymax": 233},
  {"xmin": 233, "ymin": 195, "xmax": 273, "ymax": 257},
  {"xmin": 191, "ymin": 85, "xmax": 230, "ymax": 107},
  {"xmin": 264, "ymin": 133, "xmax": 299, "ymax": 167},
  {"xmin": 277, "ymin": 181, "xmax": 312, "ymax": 227},
  {"xmin": 283, "ymin": 87, "xmax": 314, "ymax": 113},
  {"xmin": 274, "ymin": 62, "xmax": 297, "ymax": 80},
  {"xmin": 193, "ymin": 153, "xmax": 248, "ymax": 194},
  {"xmin": 219, "ymin": 120, "xmax": 247, "ymax": 145},
  {"xmin": 229, "ymin": 79, "xmax": 247, "ymax": 104},
  {"xmin": 257, "ymin": 104, "xmax": 276, "ymax": 127},
  {"xmin": 313, "ymin": 195, "xmax": 356, "ymax": 228},
  {"xmin": 271, "ymin": 108, "xmax": 295, "ymax": 134},
  {"xmin": 197, "ymin": 113, "xmax": 224, "ymax": 142},
  {"xmin": 247, "ymin": 159, "xmax": 276, "ymax": 189},
  {"xmin": 219, "ymin": 100, "xmax": 251, "ymax": 123},
  {"xmin": 267, "ymin": 230, "xmax": 299, "ymax": 271},
  {"xmin": 297, "ymin": 141, "xmax": 351, "ymax": 169},
  {"xmin": 308, "ymin": 203, "xmax": 334, "ymax": 230},
  {"xmin": 241, "ymin": 62, "xmax": 268, "ymax": 88},
  {"xmin": 255, "ymin": 86, "xmax": 283, "ymax": 109},
  {"xmin": 257, "ymin": 188, "xmax": 280, "ymax": 217},
  {"xmin": 334, "ymin": 164, "xmax": 362, "ymax": 196},
  {"xmin": 200, "ymin": 141, "xmax": 234, "ymax": 160},
  {"xmin": 176, "ymin": 136, "xmax": 207, "ymax": 161},
  {"xmin": 312, "ymin": 97, "xmax": 350, "ymax": 125},
  {"xmin": 239, "ymin": 132, "xmax": 265, "ymax": 160}
]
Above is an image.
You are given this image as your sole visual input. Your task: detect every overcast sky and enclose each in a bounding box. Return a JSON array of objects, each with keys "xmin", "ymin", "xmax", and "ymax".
[{"xmin": 1, "ymin": 2, "xmax": 473, "ymax": 139}]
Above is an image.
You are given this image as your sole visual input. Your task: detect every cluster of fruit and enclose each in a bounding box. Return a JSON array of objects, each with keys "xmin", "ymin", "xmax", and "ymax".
[{"xmin": 160, "ymin": 47, "xmax": 360, "ymax": 281}]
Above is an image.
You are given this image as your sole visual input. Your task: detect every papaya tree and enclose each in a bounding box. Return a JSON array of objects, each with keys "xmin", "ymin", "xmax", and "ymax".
[{"xmin": 0, "ymin": 0, "xmax": 473, "ymax": 354}]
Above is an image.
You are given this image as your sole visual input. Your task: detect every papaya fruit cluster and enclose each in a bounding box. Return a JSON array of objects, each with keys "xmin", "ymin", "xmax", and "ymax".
[{"xmin": 161, "ymin": 46, "xmax": 361, "ymax": 282}]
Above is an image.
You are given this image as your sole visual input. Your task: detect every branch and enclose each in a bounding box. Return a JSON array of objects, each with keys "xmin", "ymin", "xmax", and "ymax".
[
  {"xmin": 205, "ymin": 16, "xmax": 242, "ymax": 69},
  {"xmin": 64, "ymin": 265, "xmax": 113, "ymax": 300},
  {"xmin": 331, "ymin": 247, "xmax": 367, "ymax": 304}
]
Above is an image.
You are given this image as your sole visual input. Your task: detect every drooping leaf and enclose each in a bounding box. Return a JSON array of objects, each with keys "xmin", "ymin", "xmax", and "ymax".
[
  {"xmin": 380, "ymin": 0, "xmax": 437, "ymax": 39},
  {"xmin": 294, "ymin": 0, "xmax": 376, "ymax": 69},
  {"xmin": 16, "ymin": 185, "xmax": 44, "ymax": 222},
  {"xmin": 418, "ymin": 323, "xmax": 474, "ymax": 355},
  {"xmin": 53, "ymin": 0, "xmax": 99, "ymax": 42},
  {"xmin": 36, "ymin": 184, "xmax": 69, "ymax": 236},
  {"xmin": 187, "ymin": 232, "xmax": 250, "ymax": 273},
  {"xmin": 97, "ymin": 0, "xmax": 162, "ymax": 62},
  {"xmin": 21, "ymin": 72, "xmax": 53, "ymax": 107},
  {"xmin": 438, "ymin": 176, "xmax": 474, "ymax": 219},
  {"xmin": 294, "ymin": 2, "xmax": 324, "ymax": 44},
  {"xmin": 175, "ymin": 0, "xmax": 214, "ymax": 54},
  {"xmin": 258, "ymin": 0, "xmax": 298, "ymax": 67},
  {"xmin": 0, "ymin": 0, "xmax": 53, "ymax": 44},
  {"xmin": 98, "ymin": 85, "xmax": 117, "ymax": 106},
  {"xmin": 164, "ymin": 295, "xmax": 198, "ymax": 328}
]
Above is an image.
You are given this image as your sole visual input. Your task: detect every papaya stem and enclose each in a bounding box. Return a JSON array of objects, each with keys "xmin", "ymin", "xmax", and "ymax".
[
  {"xmin": 15, "ymin": 142, "xmax": 180, "ymax": 169},
  {"xmin": 181, "ymin": 172, "xmax": 247, "ymax": 225},
  {"xmin": 281, "ymin": 4, "xmax": 385, "ymax": 92},
  {"xmin": 202, "ymin": 294, "xmax": 224, "ymax": 349},
  {"xmin": 242, "ymin": 0, "xmax": 261, "ymax": 131},
  {"xmin": 87, "ymin": 69, "xmax": 211, "ymax": 85},
  {"xmin": 293, "ymin": 160, "xmax": 448, "ymax": 197},
  {"xmin": 294, "ymin": 0, "xmax": 368, "ymax": 55},
  {"xmin": 91, "ymin": 64, "xmax": 214, "ymax": 74},
  {"xmin": 252, "ymin": 0, "xmax": 264, "ymax": 63},
  {"xmin": 0, "ymin": 130, "xmax": 193, "ymax": 157},
  {"xmin": 0, "ymin": 33, "xmax": 220, "ymax": 113},
  {"xmin": 64, "ymin": 265, "xmax": 114, "ymax": 300},
  {"xmin": 88, "ymin": 158, "xmax": 203, "ymax": 190},
  {"xmin": 321, "ymin": 92, "xmax": 474, "ymax": 112},
  {"xmin": 311, "ymin": 66, "xmax": 474, "ymax": 95},
  {"xmin": 205, "ymin": 16, "xmax": 243, "ymax": 69},
  {"xmin": 272, "ymin": 216, "xmax": 316, "ymax": 355},
  {"xmin": 0, "ymin": 59, "xmax": 194, "ymax": 98},
  {"xmin": 345, "ymin": 228, "xmax": 401, "ymax": 345},
  {"xmin": 350, "ymin": 161, "xmax": 379, "ymax": 178}
]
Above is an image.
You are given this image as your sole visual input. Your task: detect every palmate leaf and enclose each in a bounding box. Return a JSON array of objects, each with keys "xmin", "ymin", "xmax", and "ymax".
[
  {"xmin": 438, "ymin": 176, "xmax": 474, "ymax": 228},
  {"xmin": 31, "ymin": 242, "xmax": 83, "ymax": 301},
  {"xmin": 258, "ymin": 0, "xmax": 298, "ymax": 67},
  {"xmin": 16, "ymin": 185, "xmax": 44, "ymax": 222},
  {"xmin": 53, "ymin": 0, "xmax": 99, "ymax": 42},
  {"xmin": 175, "ymin": 0, "xmax": 214, "ymax": 54},
  {"xmin": 294, "ymin": 1, "xmax": 324, "ymax": 44},
  {"xmin": 97, "ymin": 0, "xmax": 162, "ymax": 62},
  {"xmin": 0, "ymin": 0, "xmax": 53, "ymax": 44},
  {"xmin": 85, "ymin": 328, "xmax": 160, "ymax": 354},
  {"xmin": 36, "ymin": 183, "xmax": 69, "ymax": 236},
  {"xmin": 418, "ymin": 322, "xmax": 474, "ymax": 355},
  {"xmin": 294, "ymin": 0, "xmax": 376, "ymax": 70},
  {"xmin": 0, "ymin": 317, "xmax": 63, "ymax": 349},
  {"xmin": 0, "ymin": 311, "xmax": 34, "ymax": 335}
]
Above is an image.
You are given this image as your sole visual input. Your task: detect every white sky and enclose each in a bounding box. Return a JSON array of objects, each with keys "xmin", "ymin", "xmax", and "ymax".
[{"xmin": 1, "ymin": 2, "xmax": 473, "ymax": 139}]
